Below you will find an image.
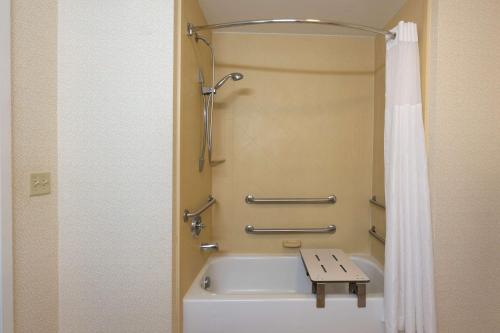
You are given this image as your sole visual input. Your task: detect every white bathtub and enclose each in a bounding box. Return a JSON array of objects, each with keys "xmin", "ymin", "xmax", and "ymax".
[{"xmin": 183, "ymin": 254, "xmax": 385, "ymax": 333}]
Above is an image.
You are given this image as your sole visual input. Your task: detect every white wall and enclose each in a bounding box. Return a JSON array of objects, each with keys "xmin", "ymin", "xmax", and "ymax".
[
  {"xmin": 0, "ymin": 0, "xmax": 14, "ymax": 331},
  {"xmin": 58, "ymin": 1, "xmax": 174, "ymax": 332},
  {"xmin": 428, "ymin": 0, "xmax": 500, "ymax": 331}
]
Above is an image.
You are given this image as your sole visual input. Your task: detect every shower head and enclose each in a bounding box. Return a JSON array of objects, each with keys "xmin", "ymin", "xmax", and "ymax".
[{"xmin": 214, "ymin": 72, "xmax": 244, "ymax": 91}]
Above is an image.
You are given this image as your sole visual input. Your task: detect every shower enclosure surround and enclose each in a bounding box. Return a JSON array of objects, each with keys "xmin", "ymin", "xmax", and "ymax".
[
  {"xmin": 174, "ymin": 0, "xmax": 215, "ymax": 331},
  {"xmin": 211, "ymin": 32, "xmax": 375, "ymax": 253},
  {"xmin": 184, "ymin": 254, "xmax": 384, "ymax": 333}
]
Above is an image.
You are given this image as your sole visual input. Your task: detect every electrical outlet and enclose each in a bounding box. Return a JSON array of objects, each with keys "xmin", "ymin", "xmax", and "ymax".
[{"xmin": 30, "ymin": 172, "xmax": 51, "ymax": 196}]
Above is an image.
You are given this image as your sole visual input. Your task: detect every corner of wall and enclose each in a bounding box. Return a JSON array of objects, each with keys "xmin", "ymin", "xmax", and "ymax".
[{"xmin": 1, "ymin": 0, "xmax": 14, "ymax": 331}]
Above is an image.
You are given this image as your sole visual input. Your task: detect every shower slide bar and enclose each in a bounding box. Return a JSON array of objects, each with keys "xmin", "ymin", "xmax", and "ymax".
[
  {"xmin": 245, "ymin": 224, "xmax": 336, "ymax": 234},
  {"xmin": 183, "ymin": 195, "xmax": 216, "ymax": 222},
  {"xmin": 245, "ymin": 194, "xmax": 336, "ymax": 205},
  {"xmin": 187, "ymin": 19, "xmax": 396, "ymax": 40},
  {"xmin": 369, "ymin": 226, "xmax": 385, "ymax": 244},
  {"xmin": 369, "ymin": 195, "xmax": 385, "ymax": 209}
]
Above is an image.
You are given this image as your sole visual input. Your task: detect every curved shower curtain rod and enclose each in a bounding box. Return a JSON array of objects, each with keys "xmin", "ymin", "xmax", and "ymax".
[{"xmin": 187, "ymin": 18, "xmax": 396, "ymax": 40}]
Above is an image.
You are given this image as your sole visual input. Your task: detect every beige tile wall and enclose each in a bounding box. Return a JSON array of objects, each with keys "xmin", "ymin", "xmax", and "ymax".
[{"xmin": 211, "ymin": 33, "xmax": 375, "ymax": 254}]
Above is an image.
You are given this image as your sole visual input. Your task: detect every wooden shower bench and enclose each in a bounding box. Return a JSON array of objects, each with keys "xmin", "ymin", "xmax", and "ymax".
[{"xmin": 300, "ymin": 249, "xmax": 370, "ymax": 308}]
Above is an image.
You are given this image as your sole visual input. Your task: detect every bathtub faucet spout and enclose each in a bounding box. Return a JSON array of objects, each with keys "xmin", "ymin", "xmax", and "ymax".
[{"xmin": 200, "ymin": 243, "xmax": 219, "ymax": 252}]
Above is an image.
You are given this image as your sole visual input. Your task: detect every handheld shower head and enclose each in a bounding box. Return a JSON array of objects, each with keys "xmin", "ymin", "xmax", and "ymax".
[
  {"xmin": 214, "ymin": 72, "xmax": 244, "ymax": 91},
  {"xmin": 230, "ymin": 72, "xmax": 244, "ymax": 81}
]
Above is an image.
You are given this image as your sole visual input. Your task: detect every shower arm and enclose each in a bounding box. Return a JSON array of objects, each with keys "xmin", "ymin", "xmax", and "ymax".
[{"xmin": 187, "ymin": 18, "xmax": 396, "ymax": 40}]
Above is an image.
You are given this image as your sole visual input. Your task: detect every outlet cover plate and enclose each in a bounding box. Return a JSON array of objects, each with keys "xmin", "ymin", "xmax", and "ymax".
[{"xmin": 30, "ymin": 172, "xmax": 51, "ymax": 196}]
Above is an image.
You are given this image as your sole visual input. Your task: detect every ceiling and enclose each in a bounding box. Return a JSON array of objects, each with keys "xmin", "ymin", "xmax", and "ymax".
[{"xmin": 197, "ymin": 0, "xmax": 407, "ymax": 36}]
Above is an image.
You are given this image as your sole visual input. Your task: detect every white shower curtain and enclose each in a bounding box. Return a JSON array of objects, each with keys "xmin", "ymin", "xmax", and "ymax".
[{"xmin": 384, "ymin": 22, "xmax": 436, "ymax": 333}]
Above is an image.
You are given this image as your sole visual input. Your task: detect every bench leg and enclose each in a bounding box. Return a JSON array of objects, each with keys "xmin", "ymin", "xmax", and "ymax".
[
  {"xmin": 356, "ymin": 283, "xmax": 366, "ymax": 308},
  {"xmin": 312, "ymin": 282, "xmax": 317, "ymax": 294},
  {"xmin": 316, "ymin": 283, "xmax": 325, "ymax": 308}
]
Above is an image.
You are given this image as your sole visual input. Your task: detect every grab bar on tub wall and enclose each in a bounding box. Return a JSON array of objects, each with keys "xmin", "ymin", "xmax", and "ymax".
[
  {"xmin": 369, "ymin": 226, "xmax": 385, "ymax": 244},
  {"xmin": 245, "ymin": 194, "xmax": 336, "ymax": 205},
  {"xmin": 183, "ymin": 195, "xmax": 216, "ymax": 222},
  {"xmin": 369, "ymin": 195, "xmax": 385, "ymax": 209},
  {"xmin": 245, "ymin": 224, "xmax": 336, "ymax": 234}
]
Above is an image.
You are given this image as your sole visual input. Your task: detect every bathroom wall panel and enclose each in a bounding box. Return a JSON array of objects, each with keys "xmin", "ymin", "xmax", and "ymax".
[
  {"xmin": 0, "ymin": 0, "xmax": 13, "ymax": 329},
  {"xmin": 173, "ymin": 0, "xmax": 213, "ymax": 331},
  {"xmin": 58, "ymin": 1, "xmax": 173, "ymax": 332},
  {"xmin": 12, "ymin": 0, "xmax": 59, "ymax": 332},
  {"xmin": 428, "ymin": 0, "xmax": 500, "ymax": 331},
  {"xmin": 211, "ymin": 33, "xmax": 375, "ymax": 253}
]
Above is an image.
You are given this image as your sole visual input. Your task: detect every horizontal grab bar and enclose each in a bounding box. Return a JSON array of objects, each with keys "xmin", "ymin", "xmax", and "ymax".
[
  {"xmin": 245, "ymin": 224, "xmax": 336, "ymax": 234},
  {"xmin": 369, "ymin": 226, "xmax": 385, "ymax": 244},
  {"xmin": 184, "ymin": 195, "xmax": 216, "ymax": 222},
  {"xmin": 245, "ymin": 194, "xmax": 336, "ymax": 205},
  {"xmin": 369, "ymin": 196, "xmax": 385, "ymax": 209}
]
